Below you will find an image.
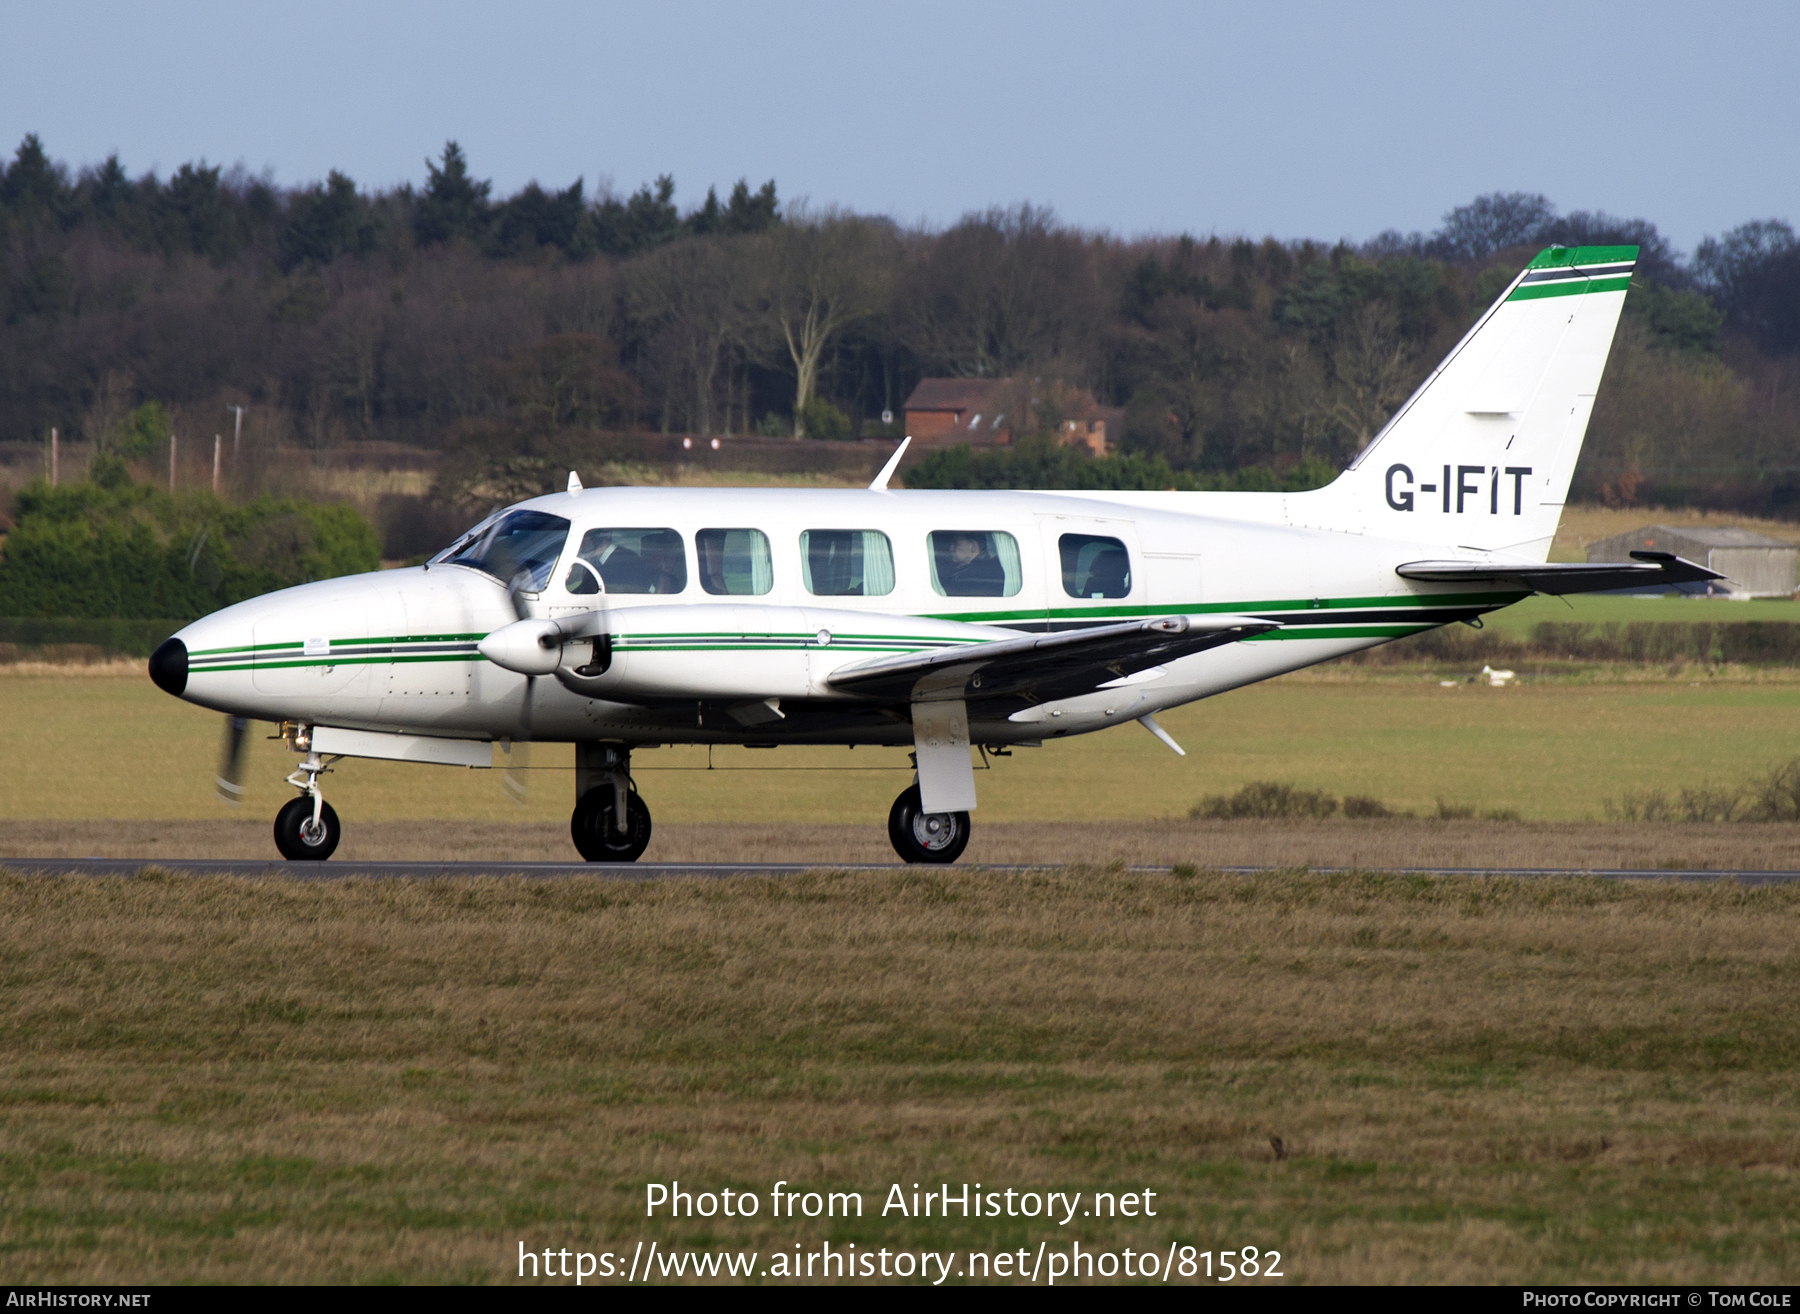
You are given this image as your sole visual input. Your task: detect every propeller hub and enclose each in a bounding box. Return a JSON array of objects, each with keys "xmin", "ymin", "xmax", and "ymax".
[{"xmin": 478, "ymin": 619, "xmax": 564, "ymax": 676}]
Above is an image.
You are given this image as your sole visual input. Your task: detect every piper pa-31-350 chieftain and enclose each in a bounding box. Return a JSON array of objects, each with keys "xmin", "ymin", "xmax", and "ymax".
[{"xmin": 148, "ymin": 245, "xmax": 1714, "ymax": 863}]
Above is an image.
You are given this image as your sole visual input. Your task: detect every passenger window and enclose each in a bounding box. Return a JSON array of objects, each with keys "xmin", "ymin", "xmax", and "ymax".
[
  {"xmin": 696, "ymin": 528, "xmax": 773, "ymax": 596},
  {"xmin": 800, "ymin": 530, "xmax": 894, "ymax": 597},
  {"xmin": 1059, "ymin": 533, "xmax": 1131, "ymax": 599},
  {"xmin": 928, "ymin": 530, "xmax": 1022, "ymax": 598},
  {"xmin": 565, "ymin": 528, "xmax": 686, "ymax": 595}
]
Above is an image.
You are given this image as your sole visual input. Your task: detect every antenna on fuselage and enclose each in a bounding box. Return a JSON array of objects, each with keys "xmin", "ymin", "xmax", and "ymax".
[
  {"xmin": 567, "ymin": 471, "xmax": 583, "ymax": 494},
  {"xmin": 869, "ymin": 437, "xmax": 911, "ymax": 491}
]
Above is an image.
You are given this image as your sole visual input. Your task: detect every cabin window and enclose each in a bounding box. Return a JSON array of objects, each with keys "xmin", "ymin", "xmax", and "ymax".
[
  {"xmin": 696, "ymin": 528, "xmax": 773, "ymax": 596},
  {"xmin": 1059, "ymin": 533, "xmax": 1132, "ymax": 599},
  {"xmin": 800, "ymin": 530, "xmax": 895, "ymax": 597},
  {"xmin": 438, "ymin": 509, "xmax": 570, "ymax": 593},
  {"xmin": 565, "ymin": 528, "xmax": 687, "ymax": 595},
  {"xmin": 928, "ymin": 530, "xmax": 1022, "ymax": 597}
]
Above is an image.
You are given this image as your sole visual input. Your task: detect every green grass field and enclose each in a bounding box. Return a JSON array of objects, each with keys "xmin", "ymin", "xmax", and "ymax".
[
  {"xmin": 1481, "ymin": 591, "xmax": 1800, "ymax": 637},
  {"xmin": 5, "ymin": 669, "xmax": 1798, "ymax": 829}
]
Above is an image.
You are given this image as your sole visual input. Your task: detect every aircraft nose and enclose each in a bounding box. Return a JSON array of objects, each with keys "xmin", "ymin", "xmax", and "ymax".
[{"xmin": 148, "ymin": 637, "xmax": 188, "ymax": 696}]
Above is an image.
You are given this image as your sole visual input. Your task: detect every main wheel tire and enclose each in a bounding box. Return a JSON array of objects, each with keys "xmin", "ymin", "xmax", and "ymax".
[
  {"xmin": 887, "ymin": 785, "xmax": 970, "ymax": 864},
  {"xmin": 571, "ymin": 787, "xmax": 653, "ymax": 862},
  {"xmin": 274, "ymin": 796, "xmax": 341, "ymax": 861}
]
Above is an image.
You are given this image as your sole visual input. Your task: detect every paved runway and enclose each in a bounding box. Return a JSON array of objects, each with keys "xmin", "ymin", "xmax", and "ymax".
[{"xmin": 4, "ymin": 857, "xmax": 1799, "ymax": 883}]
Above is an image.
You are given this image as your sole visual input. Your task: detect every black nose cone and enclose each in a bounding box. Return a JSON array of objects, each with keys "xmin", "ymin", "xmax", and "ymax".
[{"xmin": 148, "ymin": 637, "xmax": 188, "ymax": 696}]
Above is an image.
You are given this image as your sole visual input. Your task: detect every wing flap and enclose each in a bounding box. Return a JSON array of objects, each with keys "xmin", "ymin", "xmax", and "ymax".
[
  {"xmin": 826, "ymin": 615, "xmax": 1278, "ymax": 704},
  {"xmin": 1396, "ymin": 551, "xmax": 1720, "ymax": 596}
]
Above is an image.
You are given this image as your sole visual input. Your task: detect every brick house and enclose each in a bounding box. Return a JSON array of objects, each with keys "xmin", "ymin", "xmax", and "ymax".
[{"xmin": 902, "ymin": 378, "xmax": 1120, "ymax": 456}]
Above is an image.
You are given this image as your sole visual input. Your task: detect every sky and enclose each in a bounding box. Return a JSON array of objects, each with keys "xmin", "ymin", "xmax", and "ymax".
[{"xmin": 4, "ymin": 0, "xmax": 1794, "ymax": 256}]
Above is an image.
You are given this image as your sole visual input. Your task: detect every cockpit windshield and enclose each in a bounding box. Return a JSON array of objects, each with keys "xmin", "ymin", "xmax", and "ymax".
[{"xmin": 435, "ymin": 509, "xmax": 571, "ymax": 593}]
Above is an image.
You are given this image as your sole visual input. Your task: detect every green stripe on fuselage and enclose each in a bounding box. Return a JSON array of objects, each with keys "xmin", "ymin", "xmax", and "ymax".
[{"xmin": 181, "ymin": 593, "xmax": 1519, "ymax": 675}]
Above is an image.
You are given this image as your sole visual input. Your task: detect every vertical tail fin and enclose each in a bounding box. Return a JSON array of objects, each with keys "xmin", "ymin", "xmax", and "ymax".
[{"xmin": 1296, "ymin": 245, "xmax": 1638, "ymax": 559}]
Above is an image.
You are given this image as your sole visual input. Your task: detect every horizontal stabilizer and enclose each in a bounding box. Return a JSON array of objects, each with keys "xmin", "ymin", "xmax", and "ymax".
[
  {"xmin": 1396, "ymin": 550, "xmax": 1720, "ymax": 596},
  {"xmin": 827, "ymin": 614, "xmax": 1277, "ymax": 704}
]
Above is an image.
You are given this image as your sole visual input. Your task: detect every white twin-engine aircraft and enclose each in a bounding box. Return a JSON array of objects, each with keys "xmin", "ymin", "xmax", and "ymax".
[{"xmin": 150, "ymin": 245, "xmax": 1713, "ymax": 863}]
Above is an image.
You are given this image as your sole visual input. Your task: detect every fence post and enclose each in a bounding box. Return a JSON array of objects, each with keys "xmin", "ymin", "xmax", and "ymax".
[
  {"xmin": 170, "ymin": 433, "xmax": 177, "ymax": 493},
  {"xmin": 50, "ymin": 427, "xmax": 59, "ymax": 486},
  {"xmin": 213, "ymin": 434, "xmax": 222, "ymax": 494}
]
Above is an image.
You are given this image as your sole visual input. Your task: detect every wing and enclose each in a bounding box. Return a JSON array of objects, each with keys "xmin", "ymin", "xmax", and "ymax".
[
  {"xmin": 825, "ymin": 615, "xmax": 1279, "ymax": 705},
  {"xmin": 1396, "ymin": 550, "xmax": 1721, "ymax": 596}
]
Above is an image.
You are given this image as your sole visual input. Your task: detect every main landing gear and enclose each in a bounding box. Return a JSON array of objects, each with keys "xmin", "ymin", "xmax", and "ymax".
[
  {"xmin": 888, "ymin": 784, "xmax": 970, "ymax": 865},
  {"xmin": 571, "ymin": 744, "xmax": 652, "ymax": 862},
  {"xmin": 274, "ymin": 742, "xmax": 341, "ymax": 861}
]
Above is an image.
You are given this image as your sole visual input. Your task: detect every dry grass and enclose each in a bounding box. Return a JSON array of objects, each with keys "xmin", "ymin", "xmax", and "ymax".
[
  {"xmin": 0, "ymin": 658, "xmax": 144, "ymax": 677},
  {"xmin": 0, "ymin": 868, "xmax": 1794, "ymax": 1284},
  {"xmin": 5, "ymin": 817, "xmax": 1800, "ymax": 872}
]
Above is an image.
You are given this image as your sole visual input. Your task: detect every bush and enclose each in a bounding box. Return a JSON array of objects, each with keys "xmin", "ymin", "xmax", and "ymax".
[
  {"xmin": 0, "ymin": 475, "xmax": 380, "ymax": 620},
  {"xmin": 0, "ymin": 617, "xmax": 187, "ymax": 658},
  {"xmin": 110, "ymin": 402, "xmax": 172, "ymax": 459},
  {"xmin": 798, "ymin": 395, "xmax": 852, "ymax": 441},
  {"xmin": 1192, "ymin": 781, "xmax": 1340, "ymax": 820},
  {"xmin": 1748, "ymin": 759, "xmax": 1800, "ymax": 821},
  {"xmin": 1342, "ymin": 795, "xmax": 1394, "ymax": 819},
  {"xmin": 1601, "ymin": 759, "xmax": 1800, "ymax": 823}
]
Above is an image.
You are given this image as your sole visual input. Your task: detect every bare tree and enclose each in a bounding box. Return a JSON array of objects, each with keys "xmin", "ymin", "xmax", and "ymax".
[
  {"xmin": 755, "ymin": 209, "xmax": 895, "ymax": 436},
  {"xmin": 1432, "ymin": 192, "xmax": 1555, "ymax": 262},
  {"xmin": 894, "ymin": 205, "xmax": 1103, "ymax": 381},
  {"xmin": 1330, "ymin": 301, "xmax": 1413, "ymax": 453},
  {"xmin": 82, "ymin": 369, "xmax": 132, "ymax": 450},
  {"xmin": 623, "ymin": 236, "xmax": 754, "ymax": 434}
]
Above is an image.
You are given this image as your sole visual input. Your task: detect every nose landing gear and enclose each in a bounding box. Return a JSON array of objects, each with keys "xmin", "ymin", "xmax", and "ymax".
[
  {"xmin": 274, "ymin": 744, "xmax": 341, "ymax": 861},
  {"xmin": 888, "ymin": 785, "xmax": 970, "ymax": 864}
]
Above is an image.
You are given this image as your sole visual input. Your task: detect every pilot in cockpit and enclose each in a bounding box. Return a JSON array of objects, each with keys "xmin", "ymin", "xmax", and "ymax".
[{"xmin": 565, "ymin": 529, "xmax": 686, "ymax": 595}]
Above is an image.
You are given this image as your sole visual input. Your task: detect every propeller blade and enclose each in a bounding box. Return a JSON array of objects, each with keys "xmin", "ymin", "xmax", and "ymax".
[
  {"xmin": 215, "ymin": 715, "xmax": 249, "ymax": 804},
  {"xmin": 508, "ymin": 567, "xmax": 534, "ymax": 621},
  {"xmin": 501, "ymin": 662, "xmax": 537, "ymax": 805},
  {"xmin": 501, "ymin": 737, "xmax": 531, "ymax": 806}
]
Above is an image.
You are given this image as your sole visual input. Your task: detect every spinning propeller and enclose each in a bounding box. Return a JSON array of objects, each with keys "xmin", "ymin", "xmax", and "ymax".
[
  {"xmin": 215, "ymin": 715, "xmax": 250, "ymax": 804},
  {"xmin": 502, "ymin": 567, "xmax": 541, "ymax": 805}
]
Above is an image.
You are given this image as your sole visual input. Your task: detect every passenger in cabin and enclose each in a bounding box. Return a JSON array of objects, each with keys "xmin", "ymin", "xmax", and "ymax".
[
  {"xmin": 801, "ymin": 530, "xmax": 894, "ymax": 596},
  {"xmin": 640, "ymin": 532, "xmax": 686, "ymax": 594},
  {"xmin": 936, "ymin": 532, "xmax": 1007, "ymax": 597},
  {"xmin": 1083, "ymin": 546, "xmax": 1130, "ymax": 598},
  {"xmin": 1058, "ymin": 533, "xmax": 1131, "ymax": 599},
  {"xmin": 697, "ymin": 528, "xmax": 773, "ymax": 595}
]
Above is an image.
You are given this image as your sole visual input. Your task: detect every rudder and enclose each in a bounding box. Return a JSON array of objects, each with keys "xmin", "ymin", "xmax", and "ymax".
[{"xmin": 1295, "ymin": 245, "xmax": 1638, "ymax": 559}]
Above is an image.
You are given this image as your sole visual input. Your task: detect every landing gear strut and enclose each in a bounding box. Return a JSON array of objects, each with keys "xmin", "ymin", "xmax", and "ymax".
[
  {"xmin": 571, "ymin": 743, "xmax": 652, "ymax": 862},
  {"xmin": 274, "ymin": 741, "xmax": 341, "ymax": 861},
  {"xmin": 888, "ymin": 785, "xmax": 970, "ymax": 864}
]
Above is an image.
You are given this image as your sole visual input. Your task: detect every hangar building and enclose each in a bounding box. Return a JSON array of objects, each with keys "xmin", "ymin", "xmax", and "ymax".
[{"xmin": 1586, "ymin": 525, "xmax": 1798, "ymax": 597}]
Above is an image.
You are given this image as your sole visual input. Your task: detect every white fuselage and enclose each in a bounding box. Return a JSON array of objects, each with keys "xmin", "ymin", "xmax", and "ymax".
[{"xmin": 166, "ymin": 485, "xmax": 1522, "ymax": 748}]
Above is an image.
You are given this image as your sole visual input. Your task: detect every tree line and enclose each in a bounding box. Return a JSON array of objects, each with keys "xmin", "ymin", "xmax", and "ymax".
[{"xmin": 3, "ymin": 134, "xmax": 1798, "ymax": 510}]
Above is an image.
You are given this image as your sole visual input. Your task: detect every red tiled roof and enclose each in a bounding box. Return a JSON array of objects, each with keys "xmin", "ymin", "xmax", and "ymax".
[{"xmin": 903, "ymin": 378, "xmax": 1009, "ymax": 413}]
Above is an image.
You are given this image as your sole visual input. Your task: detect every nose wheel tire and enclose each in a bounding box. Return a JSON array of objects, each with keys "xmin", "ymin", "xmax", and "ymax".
[
  {"xmin": 571, "ymin": 787, "xmax": 653, "ymax": 862},
  {"xmin": 888, "ymin": 785, "xmax": 970, "ymax": 864},
  {"xmin": 274, "ymin": 797, "xmax": 341, "ymax": 861}
]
